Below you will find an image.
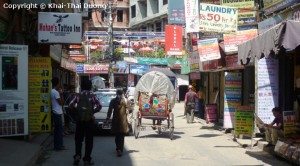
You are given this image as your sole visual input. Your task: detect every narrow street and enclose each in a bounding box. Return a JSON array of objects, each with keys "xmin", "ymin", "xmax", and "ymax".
[{"xmin": 35, "ymin": 103, "xmax": 291, "ymax": 166}]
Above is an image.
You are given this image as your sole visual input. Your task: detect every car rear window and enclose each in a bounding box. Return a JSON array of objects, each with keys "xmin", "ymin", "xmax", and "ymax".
[{"xmin": 96, "ymin": 93, "xmax": 116, "ymax": 107}]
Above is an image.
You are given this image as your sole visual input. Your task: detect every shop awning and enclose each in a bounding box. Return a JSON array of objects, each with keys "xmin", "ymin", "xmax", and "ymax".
[{"xmin": 238, "ymin": 20, "xmax": 300, "ymax": 64}]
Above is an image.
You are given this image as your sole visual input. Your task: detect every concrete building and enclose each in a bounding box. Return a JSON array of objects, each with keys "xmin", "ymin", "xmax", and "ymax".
[
  {"xmin": 129, "ymin": 0, "xmax": 169, "ymax": 32},
  {"xmin": 89, "ymin": 0, "xmax": 130, "ymax": 31}
]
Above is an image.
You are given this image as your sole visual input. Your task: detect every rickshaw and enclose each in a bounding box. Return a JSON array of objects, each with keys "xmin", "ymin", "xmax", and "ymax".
[{"xmin": 133, "ymin": 71, "xmax": 176, "ymax": 140}]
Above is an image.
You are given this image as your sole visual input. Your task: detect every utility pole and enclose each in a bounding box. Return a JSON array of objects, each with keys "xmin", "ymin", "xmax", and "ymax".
[{"xmin": 107, "ymin": 0, "xmax": 114, "ymax": 88}]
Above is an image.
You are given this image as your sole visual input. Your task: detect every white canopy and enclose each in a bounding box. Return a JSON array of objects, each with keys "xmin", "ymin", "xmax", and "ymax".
[{"xmin": 134, "ymin": 71, "xmax": 176, "ymax": 109}]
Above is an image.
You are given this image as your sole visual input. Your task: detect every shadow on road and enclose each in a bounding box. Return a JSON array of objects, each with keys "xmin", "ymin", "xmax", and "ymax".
[
  {"xmin": 245, "ymin": 150, "xmax": 292, "ymax": 166},
  {"xmin": 214, "ymin": 145, "xmax": 240, "ymax": 148},
  {"xmin": 138, "ymin": 133, "xmax": 181, "ymax": 140},
  {"xmin": 200, "ymin": 125, "xmax": 222, "ymax": 131},
  {"xmin": 193, "ymin": 134, "xmax": 221, "ymax": 138}
]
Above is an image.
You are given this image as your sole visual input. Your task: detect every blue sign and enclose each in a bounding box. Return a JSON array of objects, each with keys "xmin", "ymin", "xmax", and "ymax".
[
  {"xmin": 168, "ymin": 0, "xmax": 185, "ymax": 25},
  {"xmin": 76, "ymin": 64, "xmax": 84, "ymax": 73},
  {"xmin": 130, "ymin": 65, "xmax": 151, "ymax": 75},
  {"xmin": 265, "ymin": 0, "xmax": 300, "ymax": 15}
]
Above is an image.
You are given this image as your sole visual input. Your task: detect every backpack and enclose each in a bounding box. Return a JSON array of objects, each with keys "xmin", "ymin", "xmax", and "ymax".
[
  {"xmin": 76, "ymin": 94, "xmax": 94, "ymax": 122},
  {"xmin": 186, "ymin": 92, "xmax": 196, "ymax": 106}
]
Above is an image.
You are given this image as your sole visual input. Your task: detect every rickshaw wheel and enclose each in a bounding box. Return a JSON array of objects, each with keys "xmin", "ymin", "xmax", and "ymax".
[
  {"xmin": 134, "ymin": 118, "xmax": 141, "ymax": 139},
  {"xmin": 169, "ymin": 112, "xmax": 174, "ymax": 140}
]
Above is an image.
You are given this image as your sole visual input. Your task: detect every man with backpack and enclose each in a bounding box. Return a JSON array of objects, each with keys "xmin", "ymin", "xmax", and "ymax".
[
  {"xmin": 69, "ymin": 80, "xmax": 102, "ymax": 166},
  {"xmin": 184, "ymin": 85, "xmax": 198, "ymax": 123}
]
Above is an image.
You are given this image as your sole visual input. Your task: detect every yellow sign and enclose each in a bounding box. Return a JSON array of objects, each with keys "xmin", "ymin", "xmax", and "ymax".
[
  {"xmin": 234, "ymin": 106, "xmax": 254, "ymax": 135},
  {"xmin": 263, "ymin": 0, "xmax": 283, "ymax": 9},
  {"xmin": 28, "ymin": 57, "xmax": 52, "ymax": 132}
]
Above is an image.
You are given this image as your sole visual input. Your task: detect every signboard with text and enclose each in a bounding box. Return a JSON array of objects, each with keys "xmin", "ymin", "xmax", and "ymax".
[
  {"xmin": 234, "ymin": 106, "xmax": 254, "ymax": 135},
  {"xmin": 206, "ymin": 104, "xmax": 218, "ymax": 123},
  {"xmin": 168, "ymin": 0, "xmax": 185, "ymax": 25},
  {"xmin": 184, "ymin": 0, "xmax": 200, "ymax": 33},
  {"xmin": 84, "ymin": 64, "xmax": 109, "ymax": 74},
  {"xmin": 199, "ymin": 4, "xmax": 238, "ymax": 33},
  {"xmin": 223, "ymin": 29, "xmax": 257, "ymax": 52},
  {"xmin": 28, "ymin": 57, "xmax": 52, "ymax": 133},
  {"xmin": 0, "ymin": 44, "xmax": 29, "ymax": 137},
  {"xmin": 38, "ymin": 12, "xmax": 82, "ymax": 44},
  {"xmin": 283, "ymin": 111, "xmax": 296, "ymax": 137},
  {"xmin": 165, "ymin": 25, "xmax": 183, "ymax": 55},
  {"xmin": 189, "ymin": 52, "xmax": 200, "ymax": 72},
  {"xmin": 197, "ymin": 38, "xmax": 221, "ymax": 62}
]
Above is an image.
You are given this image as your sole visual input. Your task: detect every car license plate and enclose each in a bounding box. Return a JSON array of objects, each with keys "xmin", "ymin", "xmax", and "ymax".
[{"xmin": 102, "ymin": 124, "xmax": 111, "ymax": 129}]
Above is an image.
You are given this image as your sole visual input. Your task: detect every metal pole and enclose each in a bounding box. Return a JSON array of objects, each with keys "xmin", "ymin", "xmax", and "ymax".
[{"xmin": 107, "ymin": 0, "xmax": 114, "ymax": 88}]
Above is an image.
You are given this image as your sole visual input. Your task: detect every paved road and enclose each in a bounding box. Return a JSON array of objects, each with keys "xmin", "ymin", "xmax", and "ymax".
[{"xmin": 35, "ymin": 103, "xmax": 291, "ymax": 166}]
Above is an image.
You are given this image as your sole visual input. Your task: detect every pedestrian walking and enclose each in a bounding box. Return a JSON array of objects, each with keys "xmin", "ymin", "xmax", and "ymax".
[
  {"xmin": 51, "ymin": 77, "xmax": 65, "ymax": 151},
  {"xmin": 69, "ymin": 80, "xmax": 102, "ymax": 166},
  {"xmin": 106, "ymin": 89, "xmax": 130, "ymax": 157},
  {"xmin": 197, "ymin": 87, "xmax": 206, "ymax": 120},
  {"xmin": 184, "ymin": 85, "xmax": 198, "ymax": 123}
]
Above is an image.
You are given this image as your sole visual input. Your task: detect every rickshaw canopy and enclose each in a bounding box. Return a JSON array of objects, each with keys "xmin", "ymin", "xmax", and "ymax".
[{"xmin": 134, "ymin": 71, "xmax": 176, "ymax": 109}]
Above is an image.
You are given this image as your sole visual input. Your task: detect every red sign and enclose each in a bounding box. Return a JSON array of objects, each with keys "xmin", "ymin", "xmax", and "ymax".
[
  {"xmin": 223, "ymin": 29, "xmax": 257, "ymax": 52},
  {"xmin": 190, "ymin": 72, "xmax": 201, "ymax": 80},
  {"xmin": 206, "ymin": 104, "xmax": 218, "ymax": 123},
  {"xmin": 84, "ymin": 64, "xmax": 109, "ymax": 74},
  {"xmin": 225, "ymin": 54, "xmax": 244, "ymax": 70},
  {"xmin": 165, "ymin": 25, "xmax": 183, "ymax": 55}
]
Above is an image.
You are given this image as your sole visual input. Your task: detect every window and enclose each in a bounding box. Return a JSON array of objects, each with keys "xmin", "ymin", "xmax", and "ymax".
[
  {"xmin": 117, "ymin": 10, "xmax": 123, "ymax": 22},
  {"xmin": 163, "ymin": 0, "xmax": 168, "ymax": 5},
  {"xmin": 131, "ymin": 5, "xmax": 136, "ymax": 18}
]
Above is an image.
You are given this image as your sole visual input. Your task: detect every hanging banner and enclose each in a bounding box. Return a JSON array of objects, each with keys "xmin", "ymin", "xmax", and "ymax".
[
  {"xmin": 165, "ymin": 25, "xmax": 183, "ymax": 55},
  {"xmin": 181, "ymin": 55, "xmax": 190, "ymax": 74},
  {"xmin": 199, "ymin": 4, "xmax": 238, "ymax": 33},
  {"xmin": 256, "ymin": 57, "xmax": 279, "ymax": 124},
  {"xmin": 28, "ymin": 57, "xmax": 52, "ymax": 133},
  {"xmin": 197, "ymin": 38, "xmax": 221, "ymax": 62},
  {"xmin": 0, "ymin": 44, "xmax": 28, "ymax": 137},
  {"xmin": 38, "ymin": 12, "xmax": 82, "ymax": 44},
  {"xmin": 234, "ymin": 106, "xmax": 254, "ymax": 135},
  {"xmin": 223, "ymin": 29, "xmax": 257, "ymax": 53},
  {"xmin": 184, "ymin": 0, "xmax": 200, "ymax": 33},
  {"xmin": 168, "ymin": 0, "xmax": 185, "ymax": 25},
  {"xmin": 221, "ymin": 0, "xmax": 256, "ymax": 26},
  {"xmin": 189, "ymin": 51, "xmax": 200, "ymax": 72},
  {"xmin": 224, "ymin": 72, "xmax": 242, "ymax": 128}
]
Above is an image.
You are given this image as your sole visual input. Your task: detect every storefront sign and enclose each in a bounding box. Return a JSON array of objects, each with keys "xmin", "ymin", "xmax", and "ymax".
[
  {"xmin": 84, "ymin": 64, "xmax": 109, "ymax": 74},
  {"xmin": 224, "ymin": 72, "xmax": 242, "ymax": 128},
  {"xmin": 61, "ymin": 58, "xmax": 76, "ymax": 72},
  {"xmin": 206, "ymin": 104, "xmax": 218, "ymax": 123},
  {"xmin": 69, "ymin": 55, "xmax": 86, "ymax": 62},
  {"xmin": 184, "ymin": 0, "xmax": 200, "ymax": 33},
  {"xmin": 168, "ymin": 0, "xmax": 185, "ymax": 25},
  {"xmin": 130, "ymin": 65, "xmax": 150, "ymax": 75},
  {"xmin": 189, "ymin": 52, "xmax": 200, "ymax": 72},
  {"xmin": 112, "ymin": 65, "xmax": 129, "ymax": 74},
  {"xmin": 38, "ymin": 12, "xmax": 82, "ymax": 44},
  {"xmin": 137, "ymin": 57, "xmax": 168, "ymax": 65},
  {"xmin": 234, "ymin": 106, "xmax": 254, "ymax": 135},
  {"xmin": 225, "ymin": 54, "xmax": 244, "ymax": 69},
  {"xmin": 0, "ymin": 44, "xmax": 28, "ymax": 137},
  {"xmin": 256, "ymin": 57, "xmax": 279, "ymax": 124},
  {"xmin": 223, "ymin": 29, "xmax": 257, "ymax": 53},
  {"xmin": 199, "ymin": 32, "xmax": 223, "ymax": 40},
  {"xmin": 238, "ymin": 25, "xmax": 257, "ymax": 31},
  {"xmin": 221, "ymin": 0, "xmax": 256, "ymax": 26},
  {"xmin": 181, "ymin": 55, "xmax": 190, "ymax": 74},
  {"xmin": 200, "ymin": 59, "xmax": 219, "ymax": 71},
  {"xmin": 198, "ymin": 38, "xmax": 221, "ymax": 61},
  {"xmin": 76, "ymin": 64, "xmax": 84, "ymax": 73},
  {"xmin": 190, "ymin": 72, "xmax": 201, "ymax": 80},
  {"xmin": 28, "ymin": 57, "xmax": 52, "ymax": 133},
  {"xmin": 165, "ymin": 25, "xmax": 183, "ymax": 55},
  {"xmin": 283, "ymin": 111, "xmax": 296, "ymax": 137},
  {"xmin": 199, "ymin": 4, "xmax": 238, "ymax": 33},
  {"xmin": 264, "ymin": 0, "xmax": 300, "ymax": 15}
]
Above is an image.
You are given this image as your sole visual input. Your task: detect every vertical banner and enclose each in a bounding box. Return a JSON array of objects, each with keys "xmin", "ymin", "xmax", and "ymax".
[
  {"xmin": 206, "ymin": 104, "xmax": 218, "ymax": 123},
  {"xmin": 168, "ymin": 0, "xmax": 185, "ymax": 25},
  {"xmin": 199, "ymin": 3, "xmax": 238, "ymax": 33},
  {"xmin": 181, "ymin": 55, "xmax": 191, "ymax": 74},
  {"xmin": 184, "ymin": 0, "xmax": 200, "ymax": 33},
  {"xmin": 224, "ymin": 72, "xmax": 242, "ymax": 128},
  {"xmin": 256, "ymin": 57, "xmax": 279, "ymax": 124},
  {"xmin": 197, "ymin": 38, "xmax": 221, "ymax": 61},
  {"xmin": 0, "ymin": 44, "xmax": 28, "ymax": 137},
  {"xmin": 189, "ymin": 52, "xmax": 200, "ymax": 72},
  {"xmin": 283, "ymin": 111, "xmax": 296, "ymax": 137},
  {"xmin": 28, "ymin": 57, "xmax": 52, "ymax": 132},
  {"xmin": 165, "ymin": 25, "xmax": 183, "ymax": 55},
  {"xmin": 234, "ymin": 106, "xmax": 254, "ymax": 135}
]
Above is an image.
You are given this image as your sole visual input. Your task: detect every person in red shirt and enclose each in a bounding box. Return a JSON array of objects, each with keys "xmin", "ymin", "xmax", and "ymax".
[{"xmin": 184, "ymin": 85, "xmax": 198, "ymax": 123}]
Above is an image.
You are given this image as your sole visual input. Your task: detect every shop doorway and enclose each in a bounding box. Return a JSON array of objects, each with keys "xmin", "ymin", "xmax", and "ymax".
[{"xmin": 179, "ymin": 85, "xmax": 188, "ymax": 102}]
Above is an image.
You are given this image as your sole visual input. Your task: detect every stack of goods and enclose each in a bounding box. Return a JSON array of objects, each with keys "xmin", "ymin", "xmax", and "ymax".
[
  {"xmin": 274, "ymin": 138, "xmax": 300, "ymax": 165},
  {"xmin": 139, "ymin": 93, "xmax": 168, "ymax": 116}
]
